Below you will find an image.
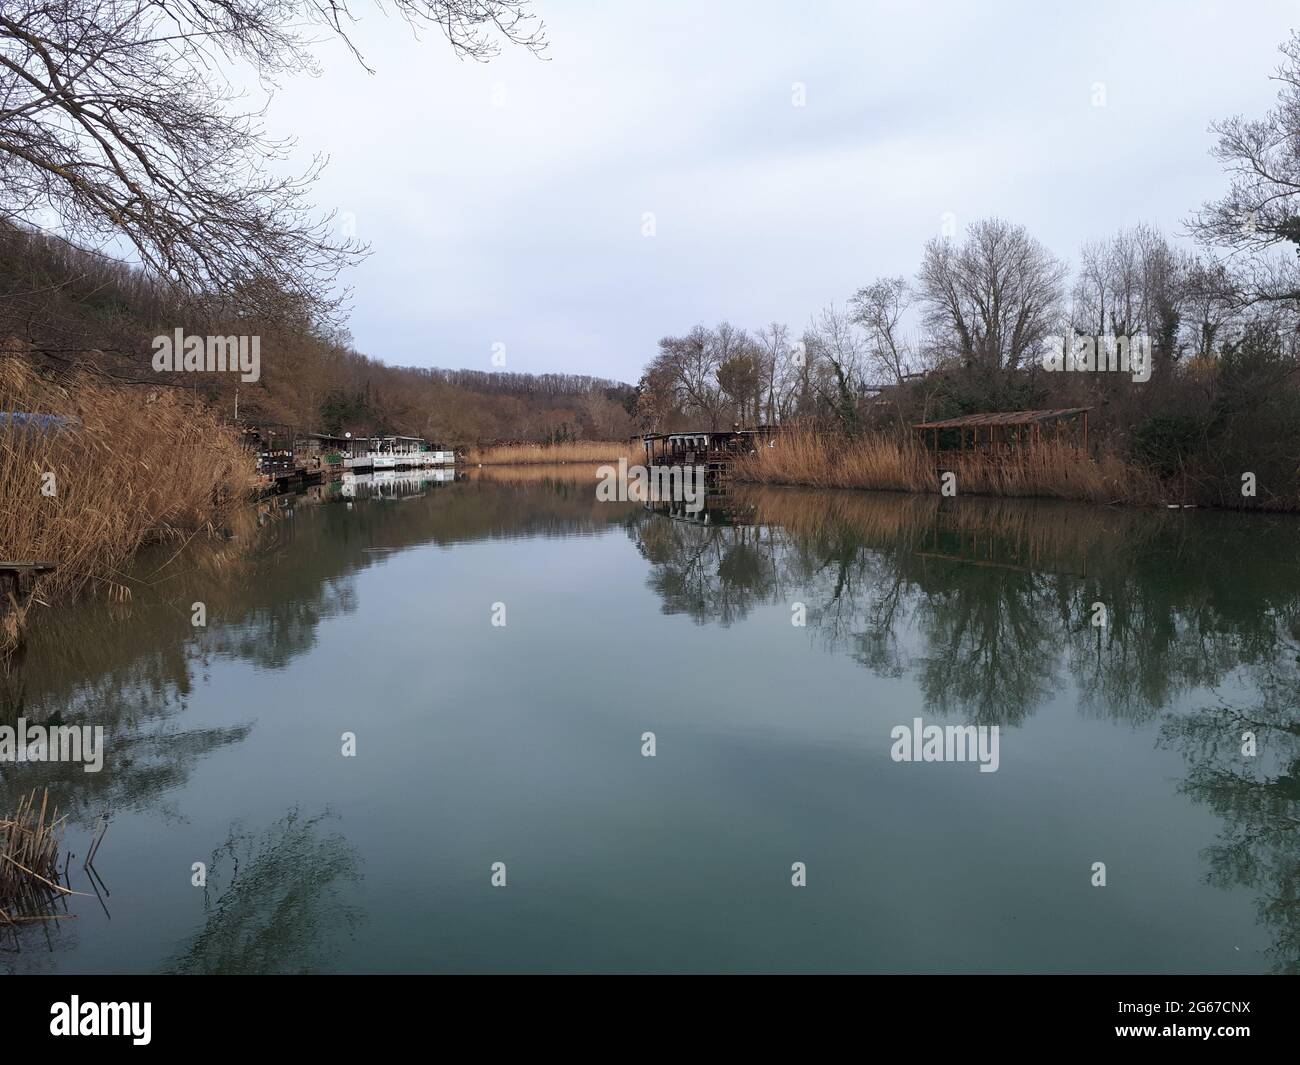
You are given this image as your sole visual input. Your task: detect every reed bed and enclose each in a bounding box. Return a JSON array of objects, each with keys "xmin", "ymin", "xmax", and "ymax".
[
  {"xmin": 735, "ymin": 430, "xmax": 930, "ymax": 492},
  {"xmin": 0, "ymin": 352, "xmax": 255, "ymax": 651},
  {"xmin": 465, "ymin": 441, "xmax": 635, "ymax": 465},
  {"xmin": 733, "ymin": 429, "xmax": 1163, "ymax": 505},
  {"xmin": 469, "ymin": 462, "xmax": 610, "ymax": 484},
  {"xmin": 0, "ymin": 788, "xmax": 76, "ymax": 926}
]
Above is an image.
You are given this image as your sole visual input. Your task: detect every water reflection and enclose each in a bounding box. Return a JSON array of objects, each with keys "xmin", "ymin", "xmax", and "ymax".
[
  {"xmin": 340, "ymin": 469, "xmax": 457, "ymax": 500},
  {"xmin": 1162, "ymin": 674, "xmax": 1300, "ymax": 974},
  {"xmin": 1, "ymin": 472, "xmax": 1295, "ymax": 972},
  {"xmin": 3, "ymin": 474, "xmax": 641, "ymax": 830},
  {"xmin": 634, "ymin": 486, "xmax": 1300, "ymax": 971},
  {"xmin": 637, "ymin": 488, "xmax": 1300, "ymax": 727},
  {"xmin": 167, "ymin": 807, "xmax": 363, "ymax": 974}
]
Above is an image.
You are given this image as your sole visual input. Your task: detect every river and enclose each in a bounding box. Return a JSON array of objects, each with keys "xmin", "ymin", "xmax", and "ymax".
[{"xmin": 2, "ymin": 468, "xmax": 1296, "ymax": 973}]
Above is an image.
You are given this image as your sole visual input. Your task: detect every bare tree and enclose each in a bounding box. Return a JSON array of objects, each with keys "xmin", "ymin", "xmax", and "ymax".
[
  {"xmin": 754, "ymin": 321, "xmax": 789, "ymax": 424},
  {"xmin": 709, "ymin": 321, "xmax": 763, "ymax": 426},
  {"xmin": 1191, "ymin": 31, "xmax": 1300, "ymax": 305},
  {"xmin": 0, "ymin": 1, "xmax": 547, "ymax": 321},
  {"xmin": 653, "ymin": 325, "xmax": 725, "ymax": 428},
  {"xmin": 808, "ymin": 303, "xmax": 864, "ymax": 430},
  {"xmin": 789, "ymin": 326, "xmax": 818, "ymax": 418},
  {"xmin": 849, "ymin": 275, "xmax": 914, "ymax": 385},
  {"xmin": 717, "ymin": 345, "xmax": 761, "ymax": 426},
  {"xmin": 917, "ymin": 218, "xmax": 1065, "ymax": 371},
  {"xmin": 634, "ymin": 359, "xmax": 679, "ymax": 432},
  {"xmin": 1072, "ymin": 224, "xmax": 1191, "ymax": 362},
  {"xmin": 1182, "ymin": 258, "xmax": 1241, "ymax": 360}
]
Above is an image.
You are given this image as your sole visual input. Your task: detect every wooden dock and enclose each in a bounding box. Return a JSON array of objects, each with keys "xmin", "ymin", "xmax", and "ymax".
[
  {"xmin": 1, "ymin": 561, "xmax": 56, "ymax": 610},
  {"xmin": 260, "ymin": 465, "xmax": 326, "ymax": 496},
  {"xmin": 1, "ymin": 560, "xmax": 56, "ymax": 581}
]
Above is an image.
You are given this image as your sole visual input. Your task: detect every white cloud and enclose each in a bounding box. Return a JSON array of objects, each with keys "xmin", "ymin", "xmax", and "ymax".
[{"xmin": 262, "ymin": 0, "xmax": 1300, "ymax": 381}]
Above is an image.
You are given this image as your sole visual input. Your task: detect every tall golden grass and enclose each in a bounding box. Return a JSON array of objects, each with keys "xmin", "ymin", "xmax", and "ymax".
[
  {"xmin": 0, "ymin": 788, "xmax": 75, "ymax": 924},
  {"xmin": 0, "ymin": 353, "xmax": 255, "ymax": 650},
  {"xmin": 468, "ymin": 462, "xmax": 611, "ymax": 483},
  {"xmin": 733, "ymin": 430, "xmax": 1163, "ymax": 505},
  {"xmin": 465, "ymin": 440, "xmax": 635, "ymax": 465}
]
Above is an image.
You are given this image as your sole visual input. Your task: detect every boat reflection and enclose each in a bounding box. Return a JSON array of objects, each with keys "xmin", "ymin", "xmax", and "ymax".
[{"xmin": 340, "ymin": 469, "xmax": 460, "ymax": 500}]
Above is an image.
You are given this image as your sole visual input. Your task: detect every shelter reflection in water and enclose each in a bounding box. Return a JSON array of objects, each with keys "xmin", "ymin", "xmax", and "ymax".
[{"xmin": 643, "ymin": 488, "xmax": 757, "ymax": 526}]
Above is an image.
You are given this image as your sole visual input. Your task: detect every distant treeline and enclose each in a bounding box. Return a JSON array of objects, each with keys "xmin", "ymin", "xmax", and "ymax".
[
  {"xmin": 0, "ymin": 0, "xmax": 604, "ymax": 449},
  {"xmin": 0, "ymin": 221, "xmax": 637, "ymax": 449},
  {"xmin": 634, "ymin": 32, "xmax": 1300, "ymax": 509},
  {"xmin": 427, "ymin": 369, "xmax": 632, "ymax": 399}
]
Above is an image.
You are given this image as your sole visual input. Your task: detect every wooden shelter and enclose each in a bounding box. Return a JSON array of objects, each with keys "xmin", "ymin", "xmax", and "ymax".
[
  {"xmin": 913, "ymin": 408, "xmax": 1091, "ymax": 454},
  {"xmin": 241, "ymin": 423, "xmax": 297, "ymax": 474},
  {"xmin": 300, "ymin": 432, "xmax": 356, "ymax": 460},
  {"xmin": 642, "ymin": 426, "xmax": 781, "ymax": 468}
]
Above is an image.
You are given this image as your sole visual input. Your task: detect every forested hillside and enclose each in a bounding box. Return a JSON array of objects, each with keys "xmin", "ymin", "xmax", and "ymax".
[{"xmin": 0, "ymin": 223, "xmax": 636, "ymax": 448}]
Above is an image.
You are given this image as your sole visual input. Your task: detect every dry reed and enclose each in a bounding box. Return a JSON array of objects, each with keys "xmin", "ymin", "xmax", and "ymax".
[
  {"xmin": 0, "ymin": 352, "xmax": 255, "ymax": 651},
  {"xmin": 465, "ymin": 441, "xmax": 634, "ymax": 465},
  {"xmin": 468, "ymin": 462, "xmax": 610, "ymax": 484},
  {"xmin": 0, "ymin": 788, "xmax": 80, "ymax": 926},
  {"xmin": 733, "ymin": 429, "xmax": 1163, "ymax": 505}
]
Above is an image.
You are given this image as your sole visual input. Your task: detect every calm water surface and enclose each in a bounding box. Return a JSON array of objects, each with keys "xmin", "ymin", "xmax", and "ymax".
[{"xmin": 2, "ymin": 469, "xmax": 1297, "ymax": 973}]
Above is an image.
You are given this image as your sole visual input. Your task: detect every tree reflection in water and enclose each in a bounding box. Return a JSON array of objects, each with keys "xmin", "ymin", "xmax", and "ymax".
[
  {"xmin": 635, "ymin": 488, "xmax": 1300, "ymax": 728},
  {"xmin": 4, "ymin": 473, "xmax": 1296, "ymax": 971},
  {"xmin": 637, "ymin": 486, "xmax": 1300, "ymax": 969},
  {"xmin": 168, "ymin": 807, "xmax": 363, "ymax": 975},
  {"xmin": 1161, "ymin": 662, "xmax": 1300, "ymax": 974}
]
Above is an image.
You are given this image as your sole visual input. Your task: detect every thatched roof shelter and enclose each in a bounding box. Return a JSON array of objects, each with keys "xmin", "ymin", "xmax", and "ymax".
[{"xmin": 914, "ymin": 408, "xmax": 1091, "ymax": 452}]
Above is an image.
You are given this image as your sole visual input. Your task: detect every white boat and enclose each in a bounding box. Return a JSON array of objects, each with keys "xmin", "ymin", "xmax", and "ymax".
[{"xmin": 342, "ymin": 437, "xmax": 456, "ymax": 471}]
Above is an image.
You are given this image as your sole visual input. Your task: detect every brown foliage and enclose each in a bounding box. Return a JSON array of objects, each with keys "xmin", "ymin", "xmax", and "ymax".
[
  {"xmin": 465, "ymin": 440, "xmax": 635, "ymax": 465},
  {"xmin": 732, "ymin": 429, "xmax": 1163, "ymax": 506},
  {"xmin": 0, "ymin": 352, "xmax": 254, "ymax": 650}
]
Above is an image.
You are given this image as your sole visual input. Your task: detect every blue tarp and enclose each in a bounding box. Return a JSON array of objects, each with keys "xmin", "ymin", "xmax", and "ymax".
[{"xmin": 0, "ymin": 412, "xmax": 78, "ymax": 431}]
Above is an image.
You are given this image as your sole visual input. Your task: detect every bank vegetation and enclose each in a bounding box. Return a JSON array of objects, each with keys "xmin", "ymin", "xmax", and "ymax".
[
  {"xmin": 0, "ymin": 349, "xmax": 252, "ymax": 652},
  {"xmin": 466, "ymin": 441, "xmax": 635, "ymax": 465},
  {"xmin": 634, "ymin": 32, "xmax": 1300, "ymax": 511}
]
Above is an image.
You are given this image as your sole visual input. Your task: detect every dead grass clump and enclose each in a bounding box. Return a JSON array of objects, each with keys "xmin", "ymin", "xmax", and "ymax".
[
  {"xmin": 0, "ymin": 788, "xmax": 77, "ymax": 926},
  {"xmin": 733, "ymin": 429, "xmax": 1161, "ymax": 505},
  {"xmin": 469, "ymin": 462, "xmax": 610, "ymax": 484},
  {"xmin": 466, "ymin": 441, "xmax": 634, "ymax": 465},
  {"xmin": 0, "ymin": 353, "xmax": 255, "ymax": 649}
]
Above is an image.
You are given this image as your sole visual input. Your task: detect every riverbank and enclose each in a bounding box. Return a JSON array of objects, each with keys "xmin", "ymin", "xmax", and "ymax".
[
  {"xmin": 465, "ymin": 441, "xmax": 634, "ymax": 465},
  {"xmin": 0, "ymin": 354, "xmax": 254, "ymax": 653},
  {"xmin": 731, "ymin": 430, "xmax": 1183, "ymax": 508}
]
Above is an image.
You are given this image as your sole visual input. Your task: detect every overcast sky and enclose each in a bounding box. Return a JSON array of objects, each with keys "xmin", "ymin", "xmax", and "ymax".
[{"xmin": 268, "ymin": 0, "xmax": 1298, "ymax": 384}]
